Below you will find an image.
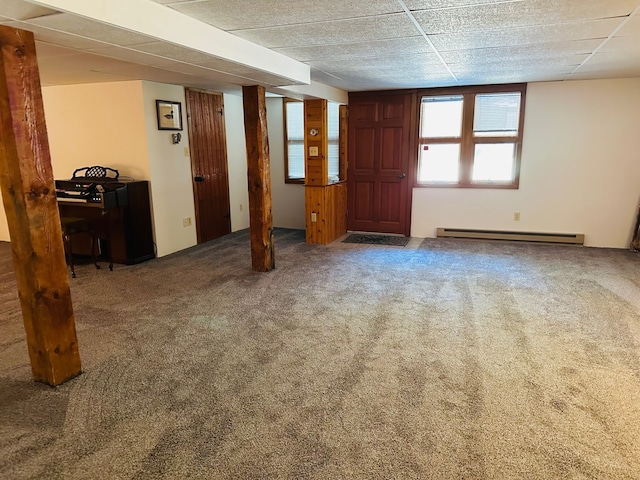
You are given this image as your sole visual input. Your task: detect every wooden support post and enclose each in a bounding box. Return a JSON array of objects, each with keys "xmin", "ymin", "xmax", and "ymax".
[
  {"xmin": 242, "ymin": 85, "xmax": 274, "ymax": 272},
  {"xmin": 0, "ymin": 26, "xmax": 81, "ymax": 385}
]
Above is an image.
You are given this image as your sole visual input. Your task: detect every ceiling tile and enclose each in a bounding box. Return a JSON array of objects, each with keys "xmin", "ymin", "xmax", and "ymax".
[
  {"xmin": 130, "ymin": 41, "xmax": 219, "ymax": 64},
  {"xmin": 166, "ymin": 0, "xmax": 403, "ymax": 30},
  {"xmin": 0, "ymin": 0, "xmax": 58, "ymax": 21},
  {"xmin": 273, "ymin": 36, "xmax": 431, "ymax": 62},
  {"xmin": 428, "ymin": 18, "xmax": 622, "ymax": 51},
  {"xmin": 27, "ymin": 13, "xmax": 154, "ymax": 47},
  {"xmin": 599, "ymin": 35, "xmax": 640, "ymax": 54},
  {"xmin": 404, "ymin": 0, "xmax": 522, "ymax": 9},
  {"xmin": 3, "ymin": 20, "xmax": 112, "ymax": 50},
  {"xmin": 615, "ymin": 14, "xmax": 640, "ymax": 36},
  {"xmin": 230, "ymin": 13, "xmax": 418, "ymax": 48},
  {"xmin": 86, "ymin": 45, "xmax": 188, "ymax": 69},
  {"xmin": 413, "ymin": 0, "xmax": 638, "ymax": 35},
  {"xmin": 440, "ymin": 40, "xmax": 602, "ymax": 65},
  {"xmin": 34, "ymin": 41, "xmax": 83, "ymax": 58}
]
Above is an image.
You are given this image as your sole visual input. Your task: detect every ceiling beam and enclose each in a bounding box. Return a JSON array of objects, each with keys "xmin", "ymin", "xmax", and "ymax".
[{"xmin": 28, "ymin": 0, "xmax": 311, "ymax": 86}]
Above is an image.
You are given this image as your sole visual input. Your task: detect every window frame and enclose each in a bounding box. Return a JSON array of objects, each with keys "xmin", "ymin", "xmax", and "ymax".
[
  {"xmin": 283, "ymin": 98, "xmax": 305, "ymax": 184},
  {"xmin": 415, "ymin": 83, "xmax": 527, "ymax": 189}
]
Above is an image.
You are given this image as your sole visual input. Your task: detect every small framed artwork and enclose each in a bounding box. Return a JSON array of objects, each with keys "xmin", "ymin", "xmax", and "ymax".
[{"xmin": 156, "ymin": 100, "xmax": 183, "ymax": 130}]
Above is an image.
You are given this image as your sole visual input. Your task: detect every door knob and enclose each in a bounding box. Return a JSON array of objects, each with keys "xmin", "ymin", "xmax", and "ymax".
[
  {"xmin": 398, "ymin": 173, "xmax": 407, "ymax": 178},
  {"xmin": 194, "ymin": 175, "xmax": 205, "ymax": 182}
]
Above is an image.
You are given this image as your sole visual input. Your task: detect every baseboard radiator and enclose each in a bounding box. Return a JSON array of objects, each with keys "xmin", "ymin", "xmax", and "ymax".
[{"xmin": 436, "ymin": 228, "xmax": 585, "ymax": 245}]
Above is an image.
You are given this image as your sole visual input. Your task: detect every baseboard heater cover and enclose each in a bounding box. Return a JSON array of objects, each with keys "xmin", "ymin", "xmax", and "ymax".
[{"xmin": 436, "ymin": 228, "xmax": 585, "ymax": 245}]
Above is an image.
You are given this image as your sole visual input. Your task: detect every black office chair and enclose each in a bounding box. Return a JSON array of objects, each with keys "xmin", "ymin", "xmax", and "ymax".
[{"xmin": 61, "ymin": 217, "xmax": 101, "ymax": 278}]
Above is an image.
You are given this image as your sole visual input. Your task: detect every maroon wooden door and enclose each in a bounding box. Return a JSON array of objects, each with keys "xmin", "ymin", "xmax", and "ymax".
[
  {"xmin": 186, "ymin": 89, "xmax": 231, "ymax": 243},
  {"xmin": 347, "ymin": 93, "xmax": 413, "ymax": 235}
]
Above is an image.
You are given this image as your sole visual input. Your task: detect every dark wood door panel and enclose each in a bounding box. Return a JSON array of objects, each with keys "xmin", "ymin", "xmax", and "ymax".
[
  {"xmin": 352, "ymin": 181, "xmax": 375, "ymax": 222},
  {"xmin": 351, "ymin": 127, "xmax": 376, "ymax": 171},
  {"xmin": 186, "ymin": 89, "xmax": 231, "ymax": 243},
  {"xmin": 348, "ymin": 93, "xmax": 412, "ymax": 235},
  {"xmin": 380, "ymin": 126, "xmax": 405, "ymax": 172}
]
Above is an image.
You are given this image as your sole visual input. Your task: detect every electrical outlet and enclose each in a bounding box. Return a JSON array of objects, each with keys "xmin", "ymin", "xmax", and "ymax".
[
  {"xmin": 182, "ymin": 217, "xmax": 192, "ymax": 227},
  {"xmin": 311, "ymin": 212, "xmax": 317, "ymax": 223},
  {"xmin": 183, "ymin": 147, "xmax": 189, "ymax": 157},
  {"xmin": 239, "ymin": 204, "xmax": 243, "ymax": 212},
  {"xmin": 514, "ymin": 212, "xmax": 521, "ymax": 221}
]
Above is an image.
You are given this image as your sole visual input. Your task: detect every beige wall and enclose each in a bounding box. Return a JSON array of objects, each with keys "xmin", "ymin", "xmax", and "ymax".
[
  {"xmin": 410, "ymin": 78, "xmax": 640, "ymax": 248},
  {"xmin": 141, "ymin": 81, "xmax": 197, "ymax": 257},
  {"xmin": 222, "ymin": 93, "xmax": 251, "ymax": 232},
  {"xmin": 0, "ymin": 81, "xmax": 149, "ymax": 243},
  {"xmin": 267, "ymin": 97, "xmax": 306, "ymax": 230}
]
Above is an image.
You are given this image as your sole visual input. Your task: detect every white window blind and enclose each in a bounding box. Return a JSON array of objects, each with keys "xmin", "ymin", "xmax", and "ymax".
[
  {"xmin": 286, "ymin": 101, "xmax": 304, "ymax": 179},
  {"xmin": 328, "ymin": 102, "xmax": 340, "ymax": 180},
  {"xmin": 474, "ymin": 93, "xmax": 521, "ymax": 137}
]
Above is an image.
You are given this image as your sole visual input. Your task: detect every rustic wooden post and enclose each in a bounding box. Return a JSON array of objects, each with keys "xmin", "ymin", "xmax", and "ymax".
[
  {"xmin": 0, "ymin": 26, "xmax": 81, "ymax": 385},
  {"xmin": 242, "ymin": 85, "xmax": 275, "ymax": 272}
]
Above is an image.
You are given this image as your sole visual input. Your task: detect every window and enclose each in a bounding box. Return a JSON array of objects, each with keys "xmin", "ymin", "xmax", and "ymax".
[
  {"xmin": 283, "ymin": 99, "xmax": 342, "ymax": 184},
  {"xmin": 417, "ymin": 84, "xmax": 526, "ymax": 188},
  {"xmin": 284, "ymin": 99, "xmax": 304, "ymax": 183},
  {"xmin": 327, "ymin": 101, "xmax": 340, "ymax": 182}
]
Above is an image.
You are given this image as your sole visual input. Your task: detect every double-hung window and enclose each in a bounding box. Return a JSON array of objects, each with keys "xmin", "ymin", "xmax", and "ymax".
[
  {"xmin": 284, "ymin": 99, "xmax": 305, "ymax": 183},
  {"xmin": 417, "ymin": 84, "xmax": 526, "ymax": 188}
]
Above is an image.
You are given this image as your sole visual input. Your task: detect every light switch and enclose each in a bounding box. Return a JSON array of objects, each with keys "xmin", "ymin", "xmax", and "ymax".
[{"xmin": 309, "ymin": 146, "xmax": 319, "ymax": 157}]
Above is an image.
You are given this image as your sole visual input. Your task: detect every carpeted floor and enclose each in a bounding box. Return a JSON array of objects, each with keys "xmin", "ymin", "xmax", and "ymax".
[{"xmin": 1, "ymin": 230, "xmax": 640, "ymax": 479}]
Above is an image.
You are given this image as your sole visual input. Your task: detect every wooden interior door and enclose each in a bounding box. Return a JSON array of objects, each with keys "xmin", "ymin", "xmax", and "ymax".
[
  {"xmin": 347, "ymin": 93, "xmax": 413, "ymax": 235},
  {"xmin": 186, "ymin": 89, "xmax": 231, "ymax": 243}
]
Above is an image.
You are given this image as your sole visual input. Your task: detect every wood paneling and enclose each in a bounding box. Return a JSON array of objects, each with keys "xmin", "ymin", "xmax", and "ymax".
[
  {"xmin": 304, "ymin": 99, "xmax": 328, "ymax": 186},
  {"xmin": 305, "ymin": 183, "xmax": 347, "ymax": 245},
  {"xmin": 0, "ymin": 26, "xmax": 81, "ymax": 385},
  {"xmin": 242, "ymin": 85, "xmax": 275, "ymax": 272}
]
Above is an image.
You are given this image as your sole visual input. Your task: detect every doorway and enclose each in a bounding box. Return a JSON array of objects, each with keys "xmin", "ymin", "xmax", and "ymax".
[
  {"xmin": 347, "ymin": 92, "xmax": 414, "ymax": 236},
  {"xmin": 185, "ymin": 89, "xmax": 232, "ymax": 243}
]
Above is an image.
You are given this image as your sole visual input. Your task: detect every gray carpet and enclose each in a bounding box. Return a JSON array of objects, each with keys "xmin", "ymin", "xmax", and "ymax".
[{"xmin": 1, "ymin": 230, "xmax": 640, "ymax": 479}]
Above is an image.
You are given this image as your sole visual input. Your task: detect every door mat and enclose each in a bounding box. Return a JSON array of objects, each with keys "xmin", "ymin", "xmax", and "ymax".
[{"xmin": 342, "ymin": 234, "xmax": 409, "ymax": 246}]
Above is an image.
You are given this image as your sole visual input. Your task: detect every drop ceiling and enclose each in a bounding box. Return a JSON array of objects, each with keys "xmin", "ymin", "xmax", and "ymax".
[{"xmin": 0, "ymin": 0, "xmax": 639, "ymax": 95}]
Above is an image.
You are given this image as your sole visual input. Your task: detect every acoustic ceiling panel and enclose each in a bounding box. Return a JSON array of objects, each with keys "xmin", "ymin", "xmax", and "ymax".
[
  {"xmin": 439, "ymin": 39, "xmax": 603, "ymax": 64},
  {"xmin": 27, "ymin": 13, "xmax": 154, "ymax": 47},
  {"xmin": 428, "ymin": 18, "xmax": 622, "ymax": 51},
  {"xmin": 165, "ymin": 0, "xmax": 404, "ymax": 30},
  {"xmin": 615, "ymin": 13, "xmax": 640, "ymax": 36},
  {"xmin": 85, "ymin": 45, "xmax": 189, "ymax": 69},
  {"xmin": 3, "ymin": 20, "xmax": 112, "ymax": 50},
  {"xmin": 413, "ymin": 0, "xmax": 638, "ymax": 35},
  {"xmin": 0, "ymin": 0, "xmax": 58, "ymax": 21},
  {"xmin": 273, "ymin": 36, "xmax": 432, "ymax": 62},
  {"xmin": 230, "ymin": 14, "xmax": 419, "ymax": 48},
  {"xmin": 131, "ymin": 41, "xmax": 222, "ymax": 64}
]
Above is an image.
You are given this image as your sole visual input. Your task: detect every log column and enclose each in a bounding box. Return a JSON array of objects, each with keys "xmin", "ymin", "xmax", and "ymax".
[
  {"xmin": 242, "ymin": 85, "xmax": 275, "ymax": 272},
  {"xmin": 0, "ymin": 26, "xmax": 81, "ymax": 385}
]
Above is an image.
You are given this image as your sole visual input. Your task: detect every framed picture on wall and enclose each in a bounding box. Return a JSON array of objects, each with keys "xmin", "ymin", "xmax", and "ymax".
[{"xmin": 156, "ymin": 100, "xmax": 183, "ymax": 130}]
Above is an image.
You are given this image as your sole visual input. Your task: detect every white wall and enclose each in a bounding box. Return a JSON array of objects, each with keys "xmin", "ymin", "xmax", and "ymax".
[
  {"xmin": 141, "ymin": 81, "xmax": 197, "ymax": 256},
  {"xmin": 223, "ymin": 93, "xmax": 251, "ymax": 232},
  {"xmin": 411, "ymin": 78, "xmax": 640, "ymax": 248},
  {"xmin": 266, "ymin": 97, "xmax": 306, "ymax": 230}
]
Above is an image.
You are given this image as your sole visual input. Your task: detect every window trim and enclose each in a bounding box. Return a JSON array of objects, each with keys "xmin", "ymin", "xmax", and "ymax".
[
  {"xmin": 283, "ymin": 98, "xmax": 305, "ymax": 184},
  {"xmin": 415, "ymin": 83, "xmax": 527, "ymax": 189}
]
